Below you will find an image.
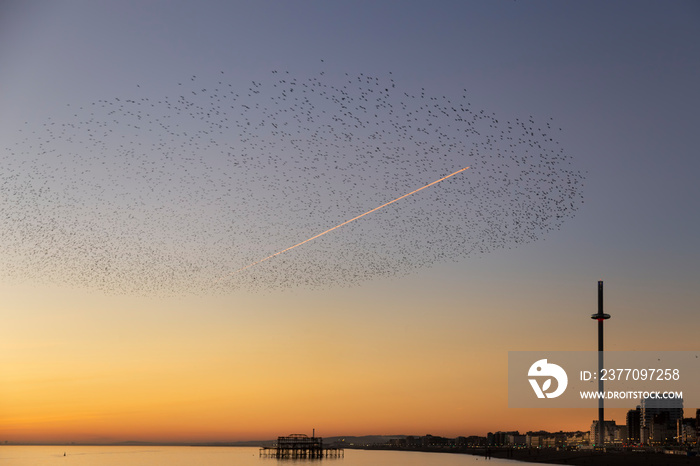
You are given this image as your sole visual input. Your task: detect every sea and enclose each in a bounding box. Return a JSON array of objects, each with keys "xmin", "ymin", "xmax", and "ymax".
[{"xmin": 0, "ymin": 446, "xmax": 549, "ymax": 465}]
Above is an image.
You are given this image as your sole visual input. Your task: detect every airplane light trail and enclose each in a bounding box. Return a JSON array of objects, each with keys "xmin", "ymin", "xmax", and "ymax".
[{"xmin": 224, "ymin": 166, "xmax": 470, "ymax": 278}]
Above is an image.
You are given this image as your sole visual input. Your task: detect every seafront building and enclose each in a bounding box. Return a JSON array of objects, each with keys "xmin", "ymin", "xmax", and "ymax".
[
  {"xmin": 626, "ymin": 407, "xmax": 641, "ymax": 444},
  {"xmin": 640, "ymin": 396, "xmax": 684, "ymax": 445},
  {"xmin": 590, "ymin": 420, "xmax": 625, "ymax": 445},
  {"xmin": 677, "ymin": 418, "xmax": 698, "ymax": 445}
]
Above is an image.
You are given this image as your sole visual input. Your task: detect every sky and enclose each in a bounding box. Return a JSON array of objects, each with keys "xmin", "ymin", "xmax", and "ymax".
[{"xmin": 1, "ymin": 0, "xmax": 699, "ymax": 444}]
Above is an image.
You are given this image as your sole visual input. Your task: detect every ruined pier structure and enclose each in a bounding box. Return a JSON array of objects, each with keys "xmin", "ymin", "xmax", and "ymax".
[{"xmin": 260, "ymin": 433, "xmax": 344, "ymax": 459}]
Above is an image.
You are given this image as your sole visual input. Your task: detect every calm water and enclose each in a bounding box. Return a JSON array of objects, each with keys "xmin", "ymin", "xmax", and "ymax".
[{"xmin": 0, "ymin": 446, "xmax": 549, "ymax": 466}]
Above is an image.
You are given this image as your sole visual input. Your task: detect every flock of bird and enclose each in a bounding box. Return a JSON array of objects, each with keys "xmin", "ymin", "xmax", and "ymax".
[{"xmin": 1, "ymin": 68, "xmax": 585, "ymax": 294}]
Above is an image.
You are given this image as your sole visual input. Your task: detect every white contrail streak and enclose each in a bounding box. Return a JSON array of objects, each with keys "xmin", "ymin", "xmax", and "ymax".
[{"xmin": 223, "ymin": 166, "xmax": 470, "ymax": 278}]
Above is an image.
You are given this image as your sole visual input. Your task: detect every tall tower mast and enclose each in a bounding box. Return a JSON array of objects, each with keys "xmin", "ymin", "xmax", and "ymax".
[{"xmin": 591, "ymin": 280, "xmax": 611, "ymax": 448}]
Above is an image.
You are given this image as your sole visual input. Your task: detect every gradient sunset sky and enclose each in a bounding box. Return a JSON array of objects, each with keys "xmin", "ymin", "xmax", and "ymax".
[{"xmin": 1, "ymin": 1, "xmax": 699, "ymax": 444}]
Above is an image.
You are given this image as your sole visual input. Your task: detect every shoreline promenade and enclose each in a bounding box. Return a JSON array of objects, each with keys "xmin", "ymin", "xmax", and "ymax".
[{"xmin": 353, "ymin": 445, "xmax": 699, "ymax": 465}]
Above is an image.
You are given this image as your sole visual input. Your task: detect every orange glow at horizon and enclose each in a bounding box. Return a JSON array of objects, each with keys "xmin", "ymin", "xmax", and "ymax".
[
  {"xmin": 222, "ymin": 166, "xmax": 470, "ymax": 279},
  {"xmin": 0, "ymin": 291, "xmax": 607, "ymax": 445},
  {"xmin": 3, "ymin": 256, "xmax": 695, "ymax": 444}
]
